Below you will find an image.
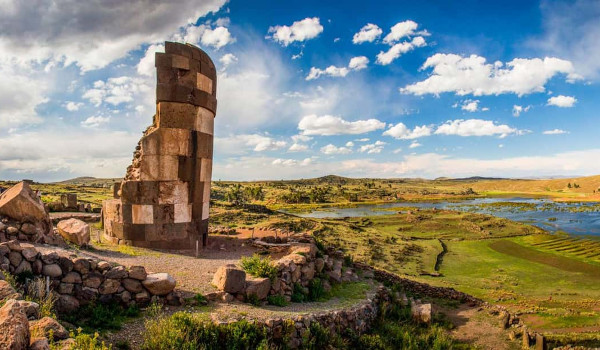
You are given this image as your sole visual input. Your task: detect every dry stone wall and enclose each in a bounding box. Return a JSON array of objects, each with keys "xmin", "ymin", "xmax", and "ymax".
[
  {"xmin": 103, "ymin": 41, "xmax": 217, "ymax": 249},
  {"xmin": 0, "ymin": 240, "xmax": 177, "ymax": 313}
]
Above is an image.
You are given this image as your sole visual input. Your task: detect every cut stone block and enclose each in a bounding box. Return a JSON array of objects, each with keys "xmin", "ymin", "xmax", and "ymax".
[{"xmin": 131, "ymin": 205, "xmax": 153, "ymax": 224}]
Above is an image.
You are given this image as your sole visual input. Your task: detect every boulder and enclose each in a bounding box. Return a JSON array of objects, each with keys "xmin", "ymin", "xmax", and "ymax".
[
  {"xmin": 56, "ymin": 219, "xmax": 90, "ymax": 246},
  {"xmin": 20, "ymin": 223, "xmax": 37, "ymax": 236},
  {"xmin": 29, "ymin": 337, "xmax": 50, "ymax": 350},
  {"xmin": 142, "ymin": 273, "xmax": 176, "ymax": 295},
  {"xmin": 105, "ymin": 265, "xmax": 128, "ymax": 279},
  {"xmin": 0, "ymin": 182, "xmax": 48, "ymax": 222},
  {"xmin": 29, "ymin": 317, "xmax": 69, "ymax": 340},
  {"xmin": 411, "ymin": 302, "xmax": 432, "ymax": 324},
  {"xmin": 21, "ymin": 244, "xmax": 38, "ymax": 261},
  {"xmin": 0, "ymin": 299, "xmax": 30, "ymax": 350},
  {"xmin": 14, "ymin": 260, "xmax": 32, "ymax": 274},
  {"xmin": 98, "ymin": 279, "xmax": 120, "ymax": 295},
  {"xmin": 8, "ymin": 251, "xmax": 22, "ymax": 267},
  {"xmin": 128, "ymin": 265, "xmax": 147, "ymax": 280},
  {"xmin": 83, "ymin": 272, "xmax": 103, "ymax": 289},
  {"xmin": 0, "ymin": 280, "xmax": 21, "ymax": 301},
  {"xmin": 212, "ymin": 264, "xmax": 246, "ymax": 294},
  {"xmin": 122, "ymin": 278, "xmax": 143, "ymax": 293},
  {"xmin": 42, "ymin": 264, "xmax": 62, "ymax": 278},
  {"xmin": 16, "ymin": 300, "xmax": 39, "ymax": 319},
  {"xmin": 245, "ymin": 277, "xmax": 271, "ymax": 300},
  {"xmin": 56, "ymin": 295, "xmax": 79, "ymax": 313},
  {"xmin": 61, "ymin": 272, "xmax": 82, "ymax": 284},
  {"xmin": 72, "ymin": 258, "xmax": 90, "ymax": 274}
]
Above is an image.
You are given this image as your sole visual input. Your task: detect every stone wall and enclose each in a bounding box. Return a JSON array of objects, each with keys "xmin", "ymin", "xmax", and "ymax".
[
  {"xmin": 0, "ymin": 240, "xmax": 177, "ymax": 313},
  {"xmin": 103, "ymin": 41, "xmax": 217, "ymax": 249}
]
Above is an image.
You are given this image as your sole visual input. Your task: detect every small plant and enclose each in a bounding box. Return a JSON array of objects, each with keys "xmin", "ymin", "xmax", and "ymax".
[
  {"xmin": 247, "ymin": 293, "xmax": 261, "ymax": 306},
  {"xmin": 62, "ymin": 302, "xmax": 139, "ymax": 333},
  {"xmin": 308, "ymin": 278, "xmax": 325, "ymax": 301},
  {"xmin": 192, "ymin": 293, "xmax": 207, "ymax": 305},
  {"xmin": 267, "ymin": 294, "xmax": 288, "ymax": 307},
  {"xmin": 146, "ymin": 300, "xmax": 163, "ymax": 318},
  {"xmin": 240, "ymin": 254, "xmax": 278, "ymax": 280},
  {"xmin": 50, "ymin": 328, "xmax": 112, "ymax": 350},
  {"xmin": 291, "ymin": 283, "xmax": 307, "ymax": 303}
]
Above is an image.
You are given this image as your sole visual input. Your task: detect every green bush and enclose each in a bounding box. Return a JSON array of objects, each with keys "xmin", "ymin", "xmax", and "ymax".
[
  {"xmin": 50, "ymin": 329, "xmax": 111, "ymax": 350},
  {"xmin": 240, "ymin": 254, "xmax": 278, "ymax": 280},
  {"xmin": 291, "ymin": 283, "xmax": 306, "ymax": 303},
  {"xmin": 267, "ymin": 295, "xmax": 288, "ymax": 307},
  {"xmin": 308, "ymin": 278, "xmax": 325, "ymax": 301},
  {"xmin": 247, "ymin": 293, "xmax": 261, "ymax": 306},
  {"xmin": 62, "ymin": 302, "xmax": 140, "ymax": 333},
  {"xmin": 142, "ymin": 312, "xmax": 270, "ymax": 350}
]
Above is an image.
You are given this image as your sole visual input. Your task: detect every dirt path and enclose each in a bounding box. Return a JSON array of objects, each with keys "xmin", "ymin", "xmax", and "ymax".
[{"xmin": 441, "ymin": 303, "xmax": 521, "ymax": 350}]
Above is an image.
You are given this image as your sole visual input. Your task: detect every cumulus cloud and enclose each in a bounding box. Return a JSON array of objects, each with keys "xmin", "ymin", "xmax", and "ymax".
[
  {"xmin": 267, "ymin": 17, "xmax": 323, "ymax": 46},
  {"xmin": 65, "ymin": 101, "xmax": 84, "ymax": 112},
  {"xmin": 547, "ymin": 95, "xmax": 577, "ymax": 107},
  {"xmin": 383, "ymin": 20, "xmax": 422, "ymax": 44},
  {"xmin": 512, "ymin": 105, "xmax": 531, "ymax": 117},
  {"xmin": 288, "ymin": 143, "xmax": 309, "ymax": 152},
  {"xmin": 409, "ymin": 141, "xmax": 422, "ymax": 149},
  {"xmin": 359, "ymin": 141, "xmax": 386, "ymax": 154},
  {"xmin": 215, "ymin": 134, "xmax": 288, "ymax": 156},
  {"xmin": 401, "ymin": 54, "xmax": 580, "ymax": 96},
  {"xmin": 306, "ymin": 56, "xmax": 369, "ymax": 80},
  {"xmin": 82, "ymin": 76, "xmax": 151, "ymax": 107},
  {"xmin": 458, "ymin": 99, "xmax": 482, "ymax": 112},
  {"xmin": 543, "ymin": 129, "xmax": 569, "ymax": 135},
  {"xmin": 137, "ymin": 43, "xmax": 165, "ymax": 76},
  {"xmin": 0, "ymin": 0, "xmax": 226, "ymax": 71},
  {"xmin": 298, "ymin": 114, "xmax": 386, "ymax": 135},
  {"xmin": 321, "ymin": 144, "xmax": 353, "ymax": 155},
  {"xmin": 434, "ymin": 119, "xmax": 519, "ymax": 138},
  {"xmin": 272, "ymin": 158, "xmax": 312, "ymax": 166},
  {"xmin": 0, "ymin": 64, "xmax": 48, "ymax": 128},
  {"xmin": 345, "ymin": 141, "xmax": 354, "ymax": 147},
  {"xmin": 352, "ymin": 23, "xmax": 382, "ymax": 44},
  {"xmin": 383, "ymin": 123, "xmax": 432, "ymax": 139},
  {"xmin": 219, "ymin": 53, "xmax": 238, "ymax": 70},
  {"xmin": 81, "ymin": 115, "xmax": 110, "ymax": 128},
  {"xmin": 376, "ymin": 36, "xmax": 426, "ymax": 65},
  {"xmin": 199, "ymin": 26, "xmax": 234, "ymax": 49}
]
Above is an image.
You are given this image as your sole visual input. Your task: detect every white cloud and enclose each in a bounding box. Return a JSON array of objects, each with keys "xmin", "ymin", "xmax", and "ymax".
[
  {"xmin": 272, "ymin": 158, "xmax": 312, "ymax": 166},
  {"xmin": 321, "ymin": 144, "xmax": 352, "ymax": 155},
  {"xmin": 240, "ymin": 134, "xmax": 286, "ymax": 152},
  {"xmin": 401, "ymin": 54, "xmax": 580, "ymax": 96},
  {"xmin": 219, "ymin": 53, "xmax": 238, "ymax": 69},
  {"xmin": 547, "ymin": 95, "xmax": 577, "ymax": 107},
  {"xmin": 136, "ymin": 43, "xmax": 165, "ymax": 76},
  {"xmin": 376, "ymin": 36, "xmax": 426, "ymax": 65},
  {"xmin": 82, "ymin": 76, "xmax": 151, "ymax": 107},
  {"xmin": 288, "ymin": 143, "xmax": 309, "ymax": 152},
  {"xmin": 200, "ymin": 26, "xmax": 234, "ymax": 49},
  {"xmin": 393, "ymin": 148, "xmax": 402, "ymax": 154},
  {"xmin": 359, "ymin": 141, "xmax": 386, "ymax": 154},
  {"xmin": 460, "ymin": 99, "xmax": 480, "ymax": 112},
  {"xmin": 292, "ymin": 134, "xmax": 313, "ymax": 143},
  {"xmin": 267, "ymin": 17, "xmax": 323, "ymax": 46},
  {"xmin": 81, "ymin": 115, "xmax": 110, "ymax": 128},
  {"xmin": 348, "ymin": 56, "xmax": 369, "ymax": 70},
  {"xmin": 543, "ymin": 129, "xmax": 569, "ymax": 135},
  {"xmin": 0, "ymin": 64, "xmax": 47, "ymax": 128},
  {"xmin": 435, "ymin": 119, "xmax": 519, "ymax": 138},
  {"xmin": 0, "ymin": 0, "xmax": 226, "ymax": 72},
  {"xmin": 345, "ymin": 141, "xmax": 354, "ymax": 147},
  {"xmin": 512, "ymin": 105, "xmax": 531, "ymax": 117},
  {"xmin": 352, "ymin": 23, "xmax": 382, "ymax": 44},
  {"xmin": 65, "ymin": 101, "xmax": 84, "ymax": 112},
  {"xmin": 383, "ymin": 20, "xmax": 420, "ymax": 44},
  {"xmin": 409, "ymin": 141, "xmax": 422, "ymax": 149},
  {"xmin": 306, "ymin": 56, "xmax": 369, "ymax": 80},
  {"xmin": 298, "ymin": 114, "xmax": 386, "ymax": 135},
  {"xmin": 215, "ymin": 134, "xmax": 287, "ymax": 155},
  {"xmin": 383, "ymin": 123, "xmax": 432, "ymax": 139},
  {"xmin": 355, "ymin": 138, "xmax": 370, "ymax": 142}
]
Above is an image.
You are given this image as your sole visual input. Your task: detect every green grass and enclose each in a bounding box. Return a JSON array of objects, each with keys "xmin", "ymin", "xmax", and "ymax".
[{"xmin": 240, "ymin": 254, "xmax": 278, "ymax": 280}]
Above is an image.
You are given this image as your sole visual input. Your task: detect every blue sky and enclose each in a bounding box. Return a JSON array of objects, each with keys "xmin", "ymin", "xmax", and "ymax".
[{"xmin": 0, "ymin": 0, "xmax": 599, "ymax": 182}]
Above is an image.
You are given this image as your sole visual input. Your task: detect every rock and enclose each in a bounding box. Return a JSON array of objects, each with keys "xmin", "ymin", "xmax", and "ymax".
[
  {"xmin": 96, "ymin": 261, "xmax": 111, "ymax": 272},
  {"xmin": 5, "ymin": 240, "xmax": 23, "ymax": 251},
  {"xmin": 411, "ymin": 302, "xmax": 432, "ymax": 324},
  {"xmin": 58, "ymin": 257, "xmax": 73, "ymax": 274},
  {"xmin": 72, "ymin": 258, "xmax": 90, "ymax": 274},
  {"xmin": 314, "ymin": 258, "xmax": 324, "ymax": 273},
  {"xmin": 245, "ymin": 277, "xmax": 271, "ymax": 300},
  {"xmin": 56, "ymin": 219, "xmax": 90, "ymax": 246},
  {"xmin": 14, "ymin": 260, "xmax": 32, "ymax": 274},
  {"xmin": 42, "ymin": 264, "xmax": 62, "ymax": 278},
  {"xmin": 291, "ymin": 243, "xmax": 317, "ymax": 258},
  {"xmin": 32, "ymin": 259, "xmax": 43, "ymax": 274},
  {"xmin": 301, "ymin": 262, "xmax": 315, "ymax": 280},
  {"xmin": 58, "ymin": 283, "xmax": 74, "ymax": 295},
  {"xmin": 204, "ymin": 291, "xmax": 226, "ymax": 301},
  {"xmin": 0, "ymin": 244, "xmax": 9, "ymax": 256},
  {"xmin": 61, "ymin": 271, "xmax": 82, "ymax": 284},
  {"xmin": 7, "ymin": 226, "xmax": 18, "ymax": 235},
  {"xmin": 55, "ymin": 338, "xmax": 76, "ymax": 350},
  {"xmin": 142, "ymin": 273, "xmax": 176, "ymax": 295},
  {"xmin": 8, "ymin": 251, "xmax": 22, "ymax": 267},
  {"xmin": 30, "ymin": 317, "xmax": 69, "ymax": 340},
  {"xmin": 221, "ymin": 292, "xmax": 235, "ymax": 302},
  {"xmin": 99, "ymin": 279, "xmax": 120, "ymax": 295},
  {"xmin": 83, "ymin": 272, "xmax": 103, "ymax": 289},
  {"xmin": 0, "ymin": 299, "xmax": 30, "ymax": 350},
  {"xmin": 29, "ymin": 337, "xmax": 50, "ymax": 350},
  {"xmin": 122, "ymin": 278, "xmax": 143, "ymax": 293},
  {"xmin": 16, "ymin": 300, "xmax": 39, "ymax": 319},
  {"xmin": 135, "ymin": 290, "xmax": 150, "ymax": 304},
  {"xmin": 120, "ymin": 291, "xmax": 132, "ymax": 303},
  {"xmin": 21, "ymin": 244, "xmax": 38, "ymax": 261},
  {"xmin": 0, "ymin": 280, "xmax": 21, "ymax": 301},
  {"xmin": 0, "ymin": 182, "xmax": 49, "ymax": 222},
  {"xmin": 326, "ymin": 269, "xmax": 341, "ymax": 283},
  {"xmin": 105, "ymin": 265, "xmax": 128, "ymax": 279},
  {"xmin": 536, "ymin": 334, "xmax": 547, "ymax": 350},
  {"xmin": 20, "ymin": 223, "xmax": 37, "ymax": 236},
  {"xmin": 212, "ymin": 264, "xmax": 246, "ymax": 294},
  {"xmin": 128, "ymin": 265, "xmax": 147, "ymax": 280},
  {"xmin": 56, "ymin": 295, "xmax": 79, "ymax": 313}
]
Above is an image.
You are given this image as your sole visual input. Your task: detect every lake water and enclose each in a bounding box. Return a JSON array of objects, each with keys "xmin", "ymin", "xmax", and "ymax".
[{"xmin": 285, "ymin": 197, "xmax": 600, "ymax": 236}]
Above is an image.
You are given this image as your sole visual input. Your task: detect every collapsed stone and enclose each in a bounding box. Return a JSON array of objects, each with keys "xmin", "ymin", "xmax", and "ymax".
[
  {"xmin": 0, "ymin": 299, "xmax": 30, "ymax": 350},
  {"xmin": 212, "ymin": 264, "xmax": 246, "ymax": 294},
  {"xmin": 56, "ymin": 218, "xmax": 90, "ymax": 246},
  {"xmin": 0, "ymin": 182, "xmax": 53, "ymax": 243}
]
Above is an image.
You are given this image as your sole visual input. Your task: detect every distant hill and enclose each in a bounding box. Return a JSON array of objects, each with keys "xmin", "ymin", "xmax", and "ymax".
[{"xmin": 54, "ymin": 177, "xmax": 121, "ymax": 186}]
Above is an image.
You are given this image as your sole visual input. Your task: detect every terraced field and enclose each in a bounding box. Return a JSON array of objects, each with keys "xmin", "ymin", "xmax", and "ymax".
[{"xmin": 525, "ymin": 235, "xmax": 600, "ymax": 263}]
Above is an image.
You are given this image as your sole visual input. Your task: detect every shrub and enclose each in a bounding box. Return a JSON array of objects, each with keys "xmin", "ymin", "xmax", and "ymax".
[
  {"xmin": 308, "ymin": 278, "xmax": 325, "ymax": 301},
  {"xmin": 240, "ymin": 254, "xmax": 278, "ymax": 280},
  {"xmin": 62, "ymin": 302, "xmax": 139, "ymax": 333},
  {"xmin": 142, "ymin": 312, "xmax": 269, "ymax": 350},
  {"xmin": 50, "ymin": 329, "xmax": 111, "ymax": 350},
  {"xmin": 247, "ymin": 293, "xmax": 261, "ymax": 306},
  {"xmin": 267, "ymin": 295, "xmax": 288, "ymax": 307},
  {"xmin": 291, "ymin": 283, "xmax": 306, "ymax": 303}
]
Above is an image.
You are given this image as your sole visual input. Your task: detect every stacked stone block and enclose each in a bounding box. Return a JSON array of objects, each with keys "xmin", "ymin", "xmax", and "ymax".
[{"xmin": 103, "ymin": 41, "xmax": 216, "ymax": 249}]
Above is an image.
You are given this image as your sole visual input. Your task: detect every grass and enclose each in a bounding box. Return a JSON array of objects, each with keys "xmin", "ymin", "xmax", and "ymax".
[
  {"xmin": 62, "ymin": 302, "xmax": 140, "ymax": 334},
  {"xmin": 240, "ymin": 254, "xmax": 278, "ymax": 280}
]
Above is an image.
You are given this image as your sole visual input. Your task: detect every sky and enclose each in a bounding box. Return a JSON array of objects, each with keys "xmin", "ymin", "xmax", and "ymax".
[{"xmin": 1, "ymin": 0, "xmax": 599, "ymax": 182}]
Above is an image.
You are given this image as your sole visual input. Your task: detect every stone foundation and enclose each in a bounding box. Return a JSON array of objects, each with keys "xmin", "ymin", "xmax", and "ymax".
[{"xmin": 103, "ymin": 41, "xmax": 217, "ymax": 249}]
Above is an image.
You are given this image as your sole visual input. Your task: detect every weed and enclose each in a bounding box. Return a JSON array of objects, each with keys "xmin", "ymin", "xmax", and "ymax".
[
  {"xmin": 267, "ymin": 294, "xmax": 288, "ymax": 307},
  {"xmin": 240, "ymin": 254, "xmax": 278, "ymax": 280},
  {"xmin": 247, "ymin": 293, "xmax": 261, "ymax": 306}
]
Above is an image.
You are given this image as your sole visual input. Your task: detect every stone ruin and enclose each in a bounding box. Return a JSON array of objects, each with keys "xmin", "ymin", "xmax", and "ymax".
[{"xmin": 103, "ymin": 41, "xmax": 217, "ymax": 249}]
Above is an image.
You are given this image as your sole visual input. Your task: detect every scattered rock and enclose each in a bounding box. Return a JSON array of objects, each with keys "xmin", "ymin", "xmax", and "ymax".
[
  {"xmin": 128, "ymin": 265, "xmax": 147, "ymax": 280},
  {"xmin": 142, "ymin": 273, "xmax": 176, "ymax": 295},
  {"xmin": 212, "ymin": 264, "xmax": 246, "ymax": 294},
  {"xmin": 0, "ymin": 280, "xmax": 21, "ymax": 301},
  {"xmin": 56, "ymin": 295, "xmax": 79, "ymax": 314},
  {"xmin": 30, "ymin": 317, "xmax": 69, "ymax": 340},
  {"xmin": 16, "ymin": 300, "xmax": 39, "ymax": 319},
  {"xmin": 29, "ymin": 337, "xmax": 50, "ymax": 350},
  {"xmin": 0, "ymin": 299, "xmax": 30, "ymax": 350},
  {"xmin": 245, "ymin": 277, "xmax": 271, "ymax": 300},
  {"xmin": 56, "ymin": 219, "xmax": 90, "ymax": 246}
]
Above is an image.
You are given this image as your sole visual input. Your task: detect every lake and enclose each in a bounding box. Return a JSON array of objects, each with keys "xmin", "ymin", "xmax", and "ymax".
[{"xmin": 284, "ymin": 197, "xmax": 600, "ymax": 236}]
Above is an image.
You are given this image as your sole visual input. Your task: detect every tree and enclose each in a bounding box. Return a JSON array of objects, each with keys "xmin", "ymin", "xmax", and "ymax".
[{"xmin": 225, "ymin": 184, "xmax": 246, "ymax": 206}]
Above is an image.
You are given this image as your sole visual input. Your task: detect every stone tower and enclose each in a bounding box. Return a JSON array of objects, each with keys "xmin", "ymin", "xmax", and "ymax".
[{"xmin": 102, "ymin": 41, "xmax": 216, "ymax": 249}]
